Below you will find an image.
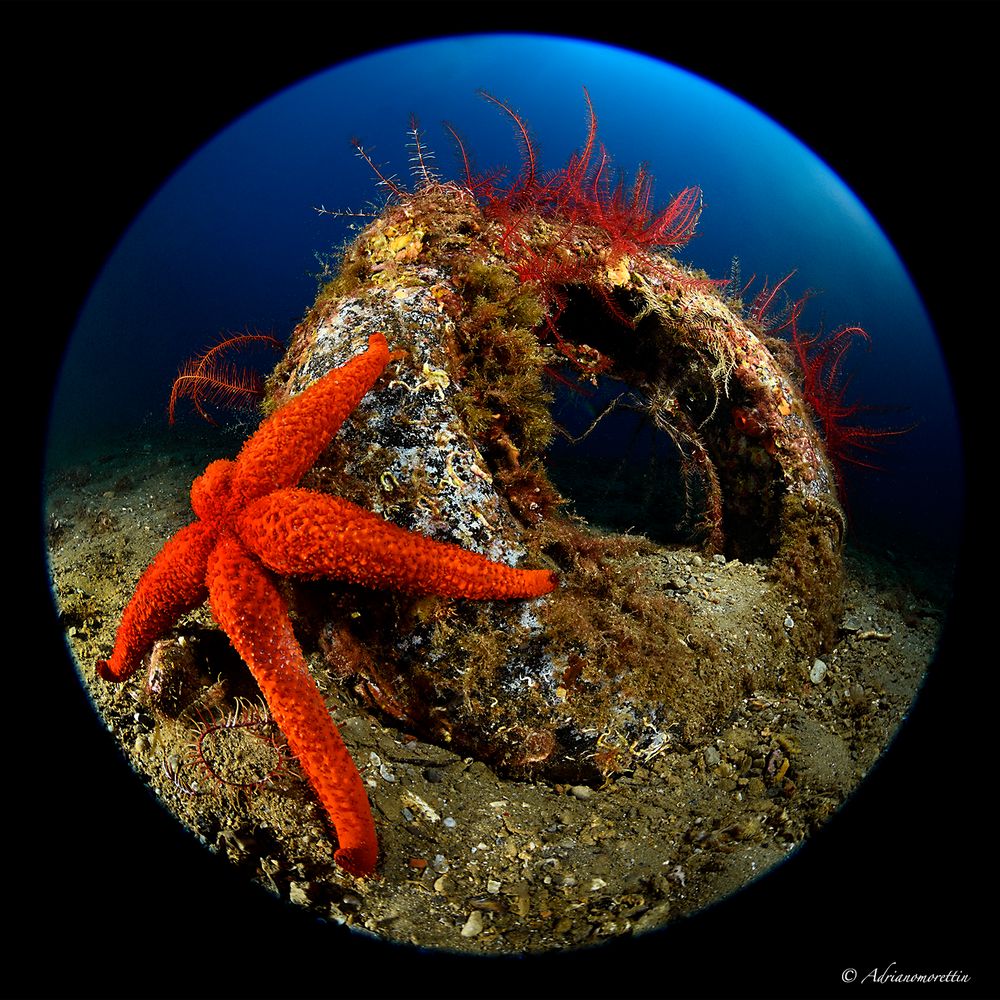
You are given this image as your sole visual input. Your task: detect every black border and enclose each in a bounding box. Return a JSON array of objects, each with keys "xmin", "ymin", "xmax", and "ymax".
[{"xmin": 18, "ymin": 4, "xmax": 986, "ymax": 998}]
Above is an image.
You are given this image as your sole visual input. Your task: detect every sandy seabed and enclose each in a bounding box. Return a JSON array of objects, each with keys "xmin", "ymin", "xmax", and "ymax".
[{"xmin": 45, "ymin": 423, "xmax": 948, "ymax": 956}]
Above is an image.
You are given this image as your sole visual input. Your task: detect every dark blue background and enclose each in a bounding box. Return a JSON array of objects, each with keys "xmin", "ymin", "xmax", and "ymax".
[{"xmin": 48, "ymin": 34, "xmax": 961, "ymax": 564}]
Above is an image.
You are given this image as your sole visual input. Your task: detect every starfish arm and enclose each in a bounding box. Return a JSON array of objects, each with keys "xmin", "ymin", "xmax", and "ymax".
[
  {"xmin": 205, "ymin": 535, "xmax": 379, "ymax": 877},
  {"xmin": 231, "ymin": 333, "xmax": 392, "ymax": 504},
  {"xmin": 96, "ymin": 521, "xmax": 217, "ymax": 682},
  {"xmin": 237, "ymin": 488, "xmax": 559, "ymax": 600}
]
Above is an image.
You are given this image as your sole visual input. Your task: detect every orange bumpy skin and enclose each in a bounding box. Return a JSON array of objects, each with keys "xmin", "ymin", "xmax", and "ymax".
[{"xmin": 96, "ymin": 333, "xmax": 557, "ymax": 876}]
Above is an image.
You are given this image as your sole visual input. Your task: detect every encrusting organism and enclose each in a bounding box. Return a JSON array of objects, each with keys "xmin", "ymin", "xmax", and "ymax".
[
  {"xmin": 97, "ymin": 333, "xmax": 556, "ymax": 876},
  {"xmin": 273, "ymin": 89, "xmax": 877, "ymax": 774}
]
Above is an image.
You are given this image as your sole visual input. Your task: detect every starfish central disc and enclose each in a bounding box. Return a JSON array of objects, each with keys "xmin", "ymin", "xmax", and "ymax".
[{"xmin": 96, "ymin": 333, "xmax": 557, "ymax": 876}]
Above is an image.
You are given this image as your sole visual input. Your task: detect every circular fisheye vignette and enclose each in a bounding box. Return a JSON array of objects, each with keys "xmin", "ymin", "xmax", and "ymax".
[{"xmin": 45, "ymin": 34, "xmax": 959, "ymax": 952}]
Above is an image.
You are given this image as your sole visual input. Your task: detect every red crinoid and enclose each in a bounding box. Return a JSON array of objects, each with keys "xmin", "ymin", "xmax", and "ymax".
[
  {"xmin": 347, "ymin": 91, "xmax": 711, "ymax": 386},
  {"xmin": 189, "ymin": 699, "xmax": 288, "ymax": 793},
  {"xmin": 442, "ymin": 89, "xmax": 705, "ymax": 318},
  {"xmin": 450, "ymin": 89, "xmax": 703, "ymax": 263},
  {"xmin": 443, "ymin": 90, "xmax": 707, "ymax": 380},
  {"xmin": 168, "ymin": 331, "xmax": 282, "ymax": 425},
  {"xmin": 763, "ymin": 285, "xmax": 911, "ymax": 477}
]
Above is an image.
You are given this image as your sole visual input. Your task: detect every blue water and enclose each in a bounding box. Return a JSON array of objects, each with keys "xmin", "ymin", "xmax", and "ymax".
[{"xmin": 47, "ymin": 33, "xmax": 962, "ymax": 564}]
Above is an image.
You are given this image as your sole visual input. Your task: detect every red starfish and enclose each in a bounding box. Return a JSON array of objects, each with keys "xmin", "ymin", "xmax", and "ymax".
[{"xmin": 97, "ymin": 333, "xmax": 557, "ymax": 876}]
